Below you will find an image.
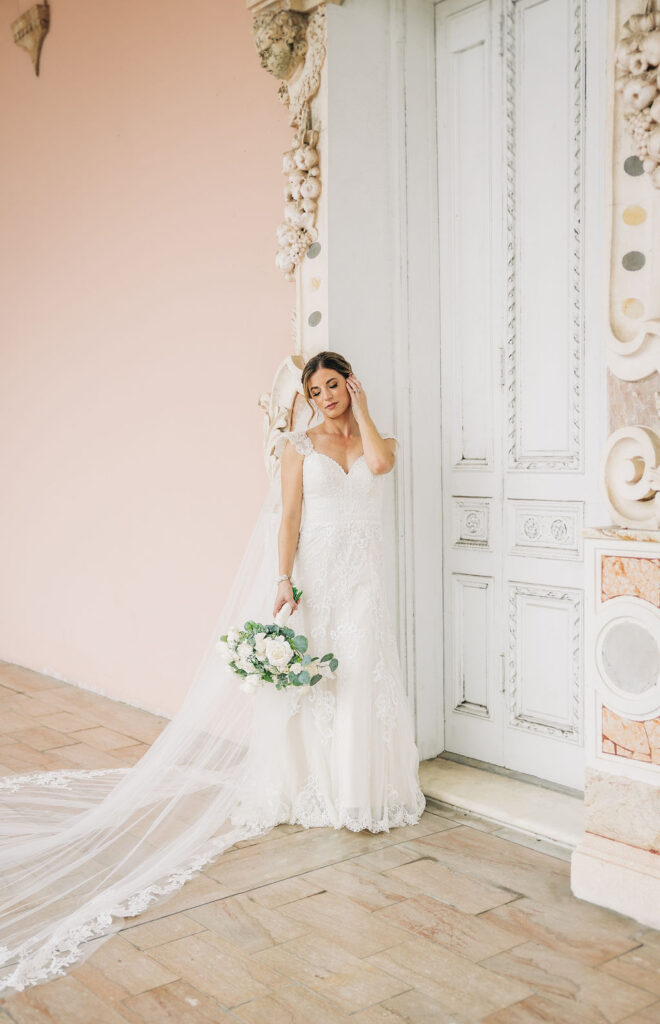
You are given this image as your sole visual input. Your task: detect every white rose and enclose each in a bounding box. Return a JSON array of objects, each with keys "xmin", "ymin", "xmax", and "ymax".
[
  {"xmin": 226, "ymin": 627, "xmax": 241, "ymax": 648},
  {"xmin": 239, "ymin": 673, "xmax": 262, "ymax": 694},
  {"xmin": 236, "ymin": 641, "xmax": 253, "ymax": 662},
  {"xmin": 235, "ymin": 658, "xmax": 254, "ymax": 674},
  {"xmin": 265, "ymin": 637, "xmax": 294, "ymax": 670},
  {"xmin": 254, "ymin": 632, "xmax": 268, "ymax": 659}
]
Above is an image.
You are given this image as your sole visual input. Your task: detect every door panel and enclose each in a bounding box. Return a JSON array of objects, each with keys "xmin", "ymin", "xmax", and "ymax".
[{"xmin": 436, "ymin": 0, "xmax": 591, "ymax": 788}]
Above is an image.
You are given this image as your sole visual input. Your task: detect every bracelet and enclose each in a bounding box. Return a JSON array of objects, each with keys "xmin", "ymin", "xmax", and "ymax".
[{"xmin": 275, "ymin": 573, "xmax": 291, "ymax": 585}]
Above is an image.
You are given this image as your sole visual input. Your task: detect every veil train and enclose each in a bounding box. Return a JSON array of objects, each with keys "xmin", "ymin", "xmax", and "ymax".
[{"xmin": 0, "ymin": 400, "xmax": 323, "ymax": 995}]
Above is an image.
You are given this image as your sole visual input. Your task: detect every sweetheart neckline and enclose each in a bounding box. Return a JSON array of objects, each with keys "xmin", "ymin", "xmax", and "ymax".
[
  {"xmin": 303, "ymin": 430, "xmax": 366, "ymax": 476},
  {"xmin": 309, "ymin": 449, "xmax": 366, "ymax": 477}
]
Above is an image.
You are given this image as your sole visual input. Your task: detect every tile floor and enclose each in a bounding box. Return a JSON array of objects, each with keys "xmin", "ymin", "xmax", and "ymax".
[{"xmin": 1, "ymin": 659, "xmax": 659, "ymax": 1023}]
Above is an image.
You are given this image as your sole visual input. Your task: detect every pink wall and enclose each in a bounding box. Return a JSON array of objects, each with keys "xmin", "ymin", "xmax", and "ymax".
[{"xmin": 0, "ymin": 0, "xmax": 293, "ymax": 715}]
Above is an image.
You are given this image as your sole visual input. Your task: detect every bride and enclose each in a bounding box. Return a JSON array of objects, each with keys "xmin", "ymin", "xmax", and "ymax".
[{"xmin": 0, "ymin": 349, "xmax": 425, "ymax": 995}]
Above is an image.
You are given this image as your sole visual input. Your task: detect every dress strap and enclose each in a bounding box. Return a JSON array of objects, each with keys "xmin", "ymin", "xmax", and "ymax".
[{"xmin": 274, "ymin": 429, "xmax": 315, "ymax": 459}]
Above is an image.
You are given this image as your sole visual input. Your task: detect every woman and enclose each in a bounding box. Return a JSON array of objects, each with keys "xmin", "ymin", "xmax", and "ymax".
[{"xmin": 0, "ymin": 351, "xmax": 424, "ymax": 994}]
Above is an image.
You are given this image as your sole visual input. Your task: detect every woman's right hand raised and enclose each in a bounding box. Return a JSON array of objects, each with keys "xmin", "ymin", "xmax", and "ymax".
[{"xmin": 273, "ymin": 580, "xmax": 300, "ymax": 620}]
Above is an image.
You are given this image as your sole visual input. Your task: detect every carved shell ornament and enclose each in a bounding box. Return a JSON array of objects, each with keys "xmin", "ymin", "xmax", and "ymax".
[
  {"xmin": 12, "ymin": 1, "xmax": 50, "ymax": 76},
  {"xmin": 615, "ymin": 6, "xmax": 660, "ymax": 186}
]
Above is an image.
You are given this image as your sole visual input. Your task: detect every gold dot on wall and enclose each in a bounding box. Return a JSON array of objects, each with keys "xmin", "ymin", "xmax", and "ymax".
[
  {"xmin": 311, "ymin": 277, "xmax": 321, "ymax": 291},
  {"xmin": 622, "ymin": 205, "xmax": 646, "ymax": 226},
  {"xmin": 622, "ymin": 298, "xmax": 645, "ymax": 319}
]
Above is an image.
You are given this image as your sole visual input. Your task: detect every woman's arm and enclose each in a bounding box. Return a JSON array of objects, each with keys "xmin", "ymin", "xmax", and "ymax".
[
  {"xmin": 273, "ymin": 440, "xmax": 304, "ymax": 617},
  {"xmin": 346, "ymin": 373, "xmax": 397, "ymax": 475}
]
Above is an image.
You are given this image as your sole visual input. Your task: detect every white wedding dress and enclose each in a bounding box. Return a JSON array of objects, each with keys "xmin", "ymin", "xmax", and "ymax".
[
  {"xmin": 0, "ymin": 425, "xmax": 424, "ymax": 995},
  {"xmin": 231, "ymin": 428, "xmax": 425, "ymax": 834}
]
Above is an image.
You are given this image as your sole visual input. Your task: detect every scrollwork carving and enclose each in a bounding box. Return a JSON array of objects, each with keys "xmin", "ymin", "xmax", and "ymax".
[{"xmin": 602, "ymin": 425, "xmax": 660, "ymax": 527}]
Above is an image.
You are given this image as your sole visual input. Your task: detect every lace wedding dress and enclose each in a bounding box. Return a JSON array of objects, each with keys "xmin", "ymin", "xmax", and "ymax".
[{"xmin": 0, "ymin": 425, "xmax": 424, "ymax": 995}]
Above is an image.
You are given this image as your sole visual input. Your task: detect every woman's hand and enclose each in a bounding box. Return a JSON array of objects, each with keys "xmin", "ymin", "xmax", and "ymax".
[
  {"xmin": 273, "ymin": 579, "xmax": 300, "ymax": 619},
  {"xmin": 346, "ymin": 373, "xmax": 369, "ymax": 421}
]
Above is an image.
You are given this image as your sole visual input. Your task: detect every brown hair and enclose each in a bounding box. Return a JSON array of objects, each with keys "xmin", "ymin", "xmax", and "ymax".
[{"xmin": 301, "ymin": 350, "xmax": 353, "ymax": 423}]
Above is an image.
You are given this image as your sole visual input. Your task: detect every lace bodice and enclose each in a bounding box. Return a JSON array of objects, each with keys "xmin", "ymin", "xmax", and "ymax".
[{"xmin": 276, "ymin": 428, "xmax": 398, "ymax": 532}]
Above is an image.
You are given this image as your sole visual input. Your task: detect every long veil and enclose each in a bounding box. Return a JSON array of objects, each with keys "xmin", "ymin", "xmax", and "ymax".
[{"xmin": 0, "ymin": 404, "xmax": 321, "ymax": 995}]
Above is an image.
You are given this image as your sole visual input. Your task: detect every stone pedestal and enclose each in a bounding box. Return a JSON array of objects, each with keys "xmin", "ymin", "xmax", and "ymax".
[{"xmin": 571, "ymin": 527, "xmax": 660, "ymax": 928}]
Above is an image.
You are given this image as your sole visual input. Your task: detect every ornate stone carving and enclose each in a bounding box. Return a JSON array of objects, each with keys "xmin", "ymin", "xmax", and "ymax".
[
  {"xmin": 251, "ymin": 5, "xmax": 331, "ymax": 281},
  {"xmin": 508, "ymin": 500, "xmax": 583, "ymax": 560},
  {"xmin": 452, "ymin": 498, "xmax": 490, "ymax": 549},
  {"xmin": 615, "ymin": 5, "xmax": 660, "ymax": 187},
  {"xmin": 252, "ymin": 10, "xmax": 308, "ymax": 82},
  {"xmin": 11, "ymin": 1, "xmax": 49, "ymax": 76},
  {"xmin": 258, "ymin": 353, "xmax": 306, "ymax": 479},
  {"xmin": 608, "ymin": 2, "xmax": 660, "ymax": 382},
  {"xmin": 602, "ymin": 425, "xmax": 660, "ymax": 527}
]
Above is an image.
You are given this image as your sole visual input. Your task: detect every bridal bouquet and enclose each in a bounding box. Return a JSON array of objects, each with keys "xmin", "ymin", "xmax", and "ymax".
[{"xmin": 216, "ymin": 589, "xmax": 339, "ymax": 694}]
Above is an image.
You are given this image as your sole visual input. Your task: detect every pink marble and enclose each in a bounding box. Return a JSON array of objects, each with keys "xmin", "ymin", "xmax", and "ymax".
[
  {"xmin": 601, "ymin": 555, "xmax": 660, "ymax": 607},
  {"xmin": 602, "ymin": 706, "xmax": 660, "ymax": 764}
]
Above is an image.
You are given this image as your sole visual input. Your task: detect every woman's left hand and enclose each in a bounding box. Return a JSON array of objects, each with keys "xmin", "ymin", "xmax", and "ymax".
[{"xmin": 346, "ymin": 373, "xmax": 369, "ymax": 420}]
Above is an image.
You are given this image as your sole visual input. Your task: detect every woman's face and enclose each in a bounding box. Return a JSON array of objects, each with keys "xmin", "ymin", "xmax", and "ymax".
[{"xmin": 308, "ymin": 367, "xmax": 350, "ymax": 418}]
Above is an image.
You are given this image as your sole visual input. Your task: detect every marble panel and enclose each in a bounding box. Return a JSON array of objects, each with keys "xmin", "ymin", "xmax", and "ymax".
[{"xmin": 584, "ymin": 767, "xmax": 660, "ymax": 853}]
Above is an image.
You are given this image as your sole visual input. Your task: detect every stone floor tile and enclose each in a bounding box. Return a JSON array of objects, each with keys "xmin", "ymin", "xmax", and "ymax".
[
  {"xmin": 299, "ymin": 859, "xmax": 421, "ymax": 911},
  {"xmin": 246, "ymin": 874, "xmax": 325, "ymax": 908},
  {"xmin": 6, "ymin": 693, "xmax": 63, "ymax": 718},
  {"xmin": 112, "ymin": 743, "xmax": 151, "ymax": 765},
  {"xmin": 11, "ymin": 725, "xmax": 79, "ymax": 751},
  {"xmin": 51, "ymin": 741, "xmax": 127, "ymax": 769},
  {"xmin": 204, "ymin": 826, "xmax": 391, "ymax": 891},
  {"xmin": 70, "ymin": 726, "xmax": 138, "ymax": 751},
  {"xmin": 120, "ymin": 979, "xmax": 234, "ymax": 1022},
  {"xmin": 600, "ymin": 944, "xmax": 660, "ymax": 997},
  {"xmin": 118, "ymin": 873, "xmax": 234, "ymax": 927},
  {"xmin": 253, "ymin": 933, "xmax": 410, "ymax": 1012},
  {"xmin": 185, "ymin": 891, "xmax": 309, "ymax": 952},
  {"xmin": 481, "ymin": 940, "xmax": 658, "ymax": 1023},
  {"xmin": 0, "ymin": 710, "xmax": 37, "ymax": 734},
  {"xmin": 381, "ymin": 988, "xmax": 481, "ymax": 1023},
  {"xmin": 120, "ymin": 912, "xmax": 206, "ymax": 950},
  {"xmin": 279, "ymin": 890, "xmax": 407, "ymax": 957},
  {"xmin": 0, "ymin": 741, "xmax": 69, "ymax": 772},
  {"xmin": 376, "ymin": 893, "xmax": 523, "ymax": 961},
  {"xmin": 349, "ymin": 845, "xmax": 423, "ymax": 872},
  {"xmin": 35, "ymin": 708, "xmax": 99, "ymax": 732},
  {"xmin": 400, "ymin": 825, "xmax": 570, "ymax": 904},
  {"xmin": 74, "ymin": 934, "xmax": 179, "ymax": 997},
  {"xmin": 491, "ymin": 826, "xmax": 574, "ymax": 863},
  {"xmin": 230, "ymin": 979, "xmax": 354, "ymax": 1024},
  {"xmin": 484, "ymin": 897, "xmax": 645, "ymax": 967},
  {"xmin": 620, "ymin": 1005, "xmax": 660, "ymax": 1024},
  {"xmin": 0, "ymin": 663, "xmax": 63, "ymax": 692},
  {"xmin": 1, "ymin": 973, "xmax": 137, "ymax": 1024},
  {"xmin": 385, "ymin": 856, "xmax": 520, "ymax": 913},
  {"xmin": 482, "ymin": 992, "xmax": 608, "ymax": 1023},
  {"xmin": 365, "ymin": 935, "xmax": 533, "ymax": 1018},
  {"xmin": 145, "ymin": 931, "xmax": 285, "ymax": 1007}
]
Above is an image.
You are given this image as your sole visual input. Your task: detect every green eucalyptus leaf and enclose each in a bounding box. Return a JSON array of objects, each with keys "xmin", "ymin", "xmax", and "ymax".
[
  {"xmin": 329, "ymin": 658, "xmax": 338, "ymax": 671},
  {"xmin": 292, "ymin": 635, "xmax": 308, "ymax": 653}
]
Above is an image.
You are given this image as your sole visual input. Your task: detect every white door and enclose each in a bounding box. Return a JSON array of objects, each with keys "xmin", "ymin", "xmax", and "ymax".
[{"xmin": 436, "ymin": 0, "xmax": 598, "ymax": 789}]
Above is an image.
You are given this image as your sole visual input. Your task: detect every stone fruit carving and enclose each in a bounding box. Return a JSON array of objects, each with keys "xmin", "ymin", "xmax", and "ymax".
[{"xmin": 615, "ymin": 7, "xmax": 660, "ymax": 186}]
